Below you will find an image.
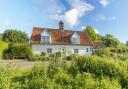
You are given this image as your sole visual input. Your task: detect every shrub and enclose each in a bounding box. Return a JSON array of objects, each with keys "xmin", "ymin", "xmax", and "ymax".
[
  {"xmin": 0, "ymin": 41, "xmax": 8, "ymax": 59},
  {"xmin": 66, "ymin": 54, "xmax": 80, "ymax": 61},
  {"xmin": 69, "ymin": 56, "xmax": 128, "ymax": 88},
  {"xmin": 7, "ymin": 43, "xmax": 33, "ymax": 59},
  {"xmin": 30, "ymin": 54, "xmax": 46, "ymax": 61},
  {"xmin": 0, "ymin": 65, "xmax": 21, "ymax": 89}
]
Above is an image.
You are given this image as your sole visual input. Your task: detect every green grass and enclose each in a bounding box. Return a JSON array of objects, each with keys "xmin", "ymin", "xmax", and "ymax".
[{"xmin": 0, "ymin": 56, "xmax": 128, "ymax": 89}]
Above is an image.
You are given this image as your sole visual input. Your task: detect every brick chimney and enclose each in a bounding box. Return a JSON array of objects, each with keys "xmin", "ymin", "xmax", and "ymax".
[{"xmin": 59, "ymin": 21, "xmax": 64, "ymax": 30}]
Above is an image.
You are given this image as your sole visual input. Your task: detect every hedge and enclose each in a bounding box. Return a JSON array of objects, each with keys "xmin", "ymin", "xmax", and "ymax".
[{"xmin": 0, "ymin": 41, "xmax": 8, "ymax": 59}]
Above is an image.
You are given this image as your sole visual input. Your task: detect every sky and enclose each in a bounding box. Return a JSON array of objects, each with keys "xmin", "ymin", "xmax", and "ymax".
[{"xmin": 0, "ymin": 0, "xmax": 128, "ymax": 43}]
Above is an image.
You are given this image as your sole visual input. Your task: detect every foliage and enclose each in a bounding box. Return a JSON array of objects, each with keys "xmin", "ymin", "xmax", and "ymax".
[
  {"xmin": 5, "ymin": 43, "xmax": 33, "ymax": 59},
  {"xmin": 0, "ymin": 33, "xmax": 2, "ymax": 41},
  {"xmin": 66, "ymin": 54, "xmax": 80, "ymax": 61},
  {"xmin": 1, "ymin": 55, "xmax": 128, "ymax": 88},
  {"xmin": 71, "ymin": 56, "xmax": 128, "ymax": 88},
  {"xmin": 101, "ymin": 34, "xmax": 120, "ymax": 47},
  {"xmin": 0, "ymin": 65, "xmax": 21, "ymax": 89},
  {"xmin": 30, "ymin": 54, "xmax": 46, "ymax": 61},
  {"xmin": 0, "ymin": 41, "xmax": 8, "ymax": 59},
  {"xmin": 126, "ymin": 41, "xmax": 128, "ymax": 47},
  {"xmin": 2, "ymin": 29, "xmax": 29, "ymax": 43},
  {"xmin": 93, "ymin": 47, "xmax": 128, "ymax": 61},
  {"xmin": 85, "ymin": 26, "xmax": 101, "ymax": 41}
]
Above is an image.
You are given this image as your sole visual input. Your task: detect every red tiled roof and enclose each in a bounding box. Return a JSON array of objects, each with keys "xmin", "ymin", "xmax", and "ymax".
[
  {"xmin": 31, "ymin": 27, "xmax": 93, "ymax": 46},
  {"xmin": 93, "ymin": 41, "xmax": 105, "ymax": 49}
]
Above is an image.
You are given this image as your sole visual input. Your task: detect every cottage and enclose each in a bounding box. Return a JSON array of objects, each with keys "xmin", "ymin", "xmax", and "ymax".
[{"xmin": 31, "ymin": 21, "xmax": 93, "ymax": 56}]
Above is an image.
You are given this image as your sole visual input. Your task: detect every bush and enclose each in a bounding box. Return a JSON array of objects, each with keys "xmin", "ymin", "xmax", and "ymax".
[
  {"xmin": 66, "ymin": 54, "xmax": 80, "ymax": 61},
  {"xmin": 69, "ymin": 56, "xmax": 128, "ymax": 88},
  {"xmin": 30, "ymin": 54, "xmax": 46, "ymax": 61},
  {"xmin": 0, "ymin": 41, "xmax": 8, "ymax": 59},
  {"xmin": 5, "ymin": 43, "xmax": 33, "ymax": 59},
  {"xmin": 0, "ymin": 55, "xmax": 126, "ymax": 89},
  {"xmin": 93, "ymin": 48, "xmax": 110, "ymax": 57},
  {"xmin": 0, "ymin": 65, "xmax": 21, "ymax": 89}
]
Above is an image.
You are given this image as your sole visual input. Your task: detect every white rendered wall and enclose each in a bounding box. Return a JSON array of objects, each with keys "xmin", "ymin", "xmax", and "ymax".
[{"xmin": 31, "ymin": 44, "xmax": 92, "ymax": 56}]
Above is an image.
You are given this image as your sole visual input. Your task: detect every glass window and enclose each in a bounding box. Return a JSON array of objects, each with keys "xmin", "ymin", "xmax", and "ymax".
[
  {"xmin": 86, "ymin": 48, "xmax": 89, "ymax": 52},
  {"xmin": 47, "ymin": 48, "xmax": 52, "ymax": 53},
  {"xmin": 74, "ymin": 49, "xmax": 79, "ymax": 53},
  {"xmin": 90, "ymin": 47, "xmax": 92, "ymax": 51},
  {"xmin": 42, "ymin": 36, "xmax": 50, "ymax": 43},
  {"xmin": 72, "ymin": 37, "xmax": 79, "ymax": 44}
]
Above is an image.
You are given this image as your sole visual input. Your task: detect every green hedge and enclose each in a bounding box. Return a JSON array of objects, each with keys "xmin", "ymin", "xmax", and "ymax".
[
  {"xmin": 5, "ymin": 44, "xmax": 33, "ymax": 59},
  {"xmin": 0, "ymin": 41, "xmax": 8, "ymax": 59}
]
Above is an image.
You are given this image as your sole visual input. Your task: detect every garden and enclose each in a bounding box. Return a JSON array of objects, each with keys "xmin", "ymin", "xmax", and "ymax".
[{"xmin": 0, "ymin": 29, "xmax": 128, "ymax": 89}]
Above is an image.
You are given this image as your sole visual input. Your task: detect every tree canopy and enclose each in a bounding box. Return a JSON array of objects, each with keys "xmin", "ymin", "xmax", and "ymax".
[
  {"xmin": 101, "ymin": 34, "xmax": 120, "ymax": 47},
  {"xmin": 84, "ymin": 26, "xmax": 101, "ymax": 41},
  {"xmin": 2, "ymin": 29, "xmax": 29, "ymax": 43},
  {"xmin": 126, "ymin": 41, "xmax": 128, "ymax": 47}
]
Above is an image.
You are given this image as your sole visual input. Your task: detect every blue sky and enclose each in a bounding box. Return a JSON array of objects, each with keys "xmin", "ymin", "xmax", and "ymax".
[{"xmin": 0, "ymin": 0, "xmax": 128, "ymax": 43}]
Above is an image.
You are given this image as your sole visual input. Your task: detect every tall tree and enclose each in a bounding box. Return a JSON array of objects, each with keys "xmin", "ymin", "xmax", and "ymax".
[
  {"xmin": 0, "ymin": 33, "xmax": 2, "ymax": 41},
  {"xmin": 2, "ymin": 29, "xmax": 29, "ymax": 43},
  {"xmin": 84, "ymin": 26, "xmax": 101, "ymax": 41},
  {"xmin": 101, "ymin": 34, "xmax": 120, "ymax": 47},
  {"xmin": 126, "ymin": 41, "xmax": 128, "ymax": 47}
]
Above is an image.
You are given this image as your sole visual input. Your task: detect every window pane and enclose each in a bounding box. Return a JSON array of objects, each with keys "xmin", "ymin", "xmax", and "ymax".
[
  {"xmin": 47, "ymin": 48, "xmax": 52, "ymax": 53},
  {"xmin": 86, "ymin": 48, "xmax": 88, "ymax": 52},
  {"xmin": 42, "ymin": 36, "xmax": 50, "ymax": 43},
  {"xmin": 74, "ymin": 49, "xmax": 79, "ymax": 53},
  {"xmin": 72, "ymin": 37, "xmax": 79, "ymax": 44}
]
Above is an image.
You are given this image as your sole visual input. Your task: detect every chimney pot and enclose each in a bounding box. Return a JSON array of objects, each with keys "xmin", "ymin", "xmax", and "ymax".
[{"xmin": 59, "ymin": 21, "xmax": 64, "ymax": 30}]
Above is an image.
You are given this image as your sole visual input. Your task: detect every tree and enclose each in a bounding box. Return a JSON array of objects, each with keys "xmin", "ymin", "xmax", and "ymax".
[
  {"xmin": 84, "ymin": 26, "xmax": 101, "ymax": 41},
  {"xmin": 101, "ymin": 34, "xmax": 120, "ymax": 47},
  {"xmin": 0, "ymin": 41, "xmax": 8, "ymax": 59},
  {"xmin": 126, "ymin": 41, "xmax": 128, "ymax": 47},
  {"xmin": 2, "ymin": 29, "xmax": 29, "ymax": 43},
  {"xmin": 0, "ymin": 33, "xmax": 2, "ymax": 41}
]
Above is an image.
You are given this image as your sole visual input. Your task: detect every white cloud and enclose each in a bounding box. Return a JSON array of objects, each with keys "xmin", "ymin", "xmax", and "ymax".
[
  {"xmin": 64, "ymin": 9, "xmax": 79, "ymax": 26},
  {"xmin": 99, "ymin": 0, "xmax": 110, "ymax": 7},
  {"xmin": 0, "ymin": 18, "xmax": 11, "ymax": 25},
  {"xmin": 81, "ymin": 26, "xmax": 86, "ymax": 30},
  {"xmin": 93, "ymin": 14, "xmax": 116, "ymax": 21},
  {"xmin": 63, "ymin": 0, "xmax": 94, "ymax": 26},
  {"xmin": 4, "ymin": 18, "xmax": 11, "ymax": 25},
  {"xmin": 59, "ymin": 0, "xmax": 94, "ymax": 26},
  {"xmin": 34, "ymin": 0, "xmax": 66, "ymax": 15},
  {"xmin": 35, "ymin": 0, "xmax": 94, "ymax": 26}
]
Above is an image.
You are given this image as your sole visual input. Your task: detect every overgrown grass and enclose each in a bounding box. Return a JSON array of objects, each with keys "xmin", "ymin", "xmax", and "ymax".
[{"xmin": 0, "ymin": 56, "xmax": 128, "ymax": 89}]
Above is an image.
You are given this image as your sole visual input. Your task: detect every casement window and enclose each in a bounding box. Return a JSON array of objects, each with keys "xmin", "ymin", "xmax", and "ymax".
[
  {"xmin": 42, "ymin": 36, "xmax": 50, "ymax": 43},
  {"xmin": 72, "ymin": 37, "xmax": 80, "ymax": 44},
  {"xmin": 74, "ymin": 49, "xmax": 79, "ymax": 53},
  {"xmin": 90, "ymin": 47, "xmax": 92, "ymax": 51},
  {"xmin": 71, "ymin": 32, "xmax": 80, "ymax": 44},
  {"xmin": 47, "ymin": 48, "xmax": 52, "ymax": 53},
  {"xmin": 86, "ymin": 48, "xmax": 89, "ymax": 52}
]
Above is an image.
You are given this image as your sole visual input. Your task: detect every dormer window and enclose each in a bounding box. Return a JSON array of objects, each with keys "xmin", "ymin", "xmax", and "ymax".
[
  {"xmin": 42, "ymin": 36, "xmax": 50, "ymax": 43},
  {"xmin": 71, "ymin": 32, "xmax": 80, "ymax": 44},
  {"xmin": 72, "ymin": 37, "xmax": 79, "ymax": 43},
  {"xmin": 41, "ymin": 29, "xmax": 51, "ymax": 43}
]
